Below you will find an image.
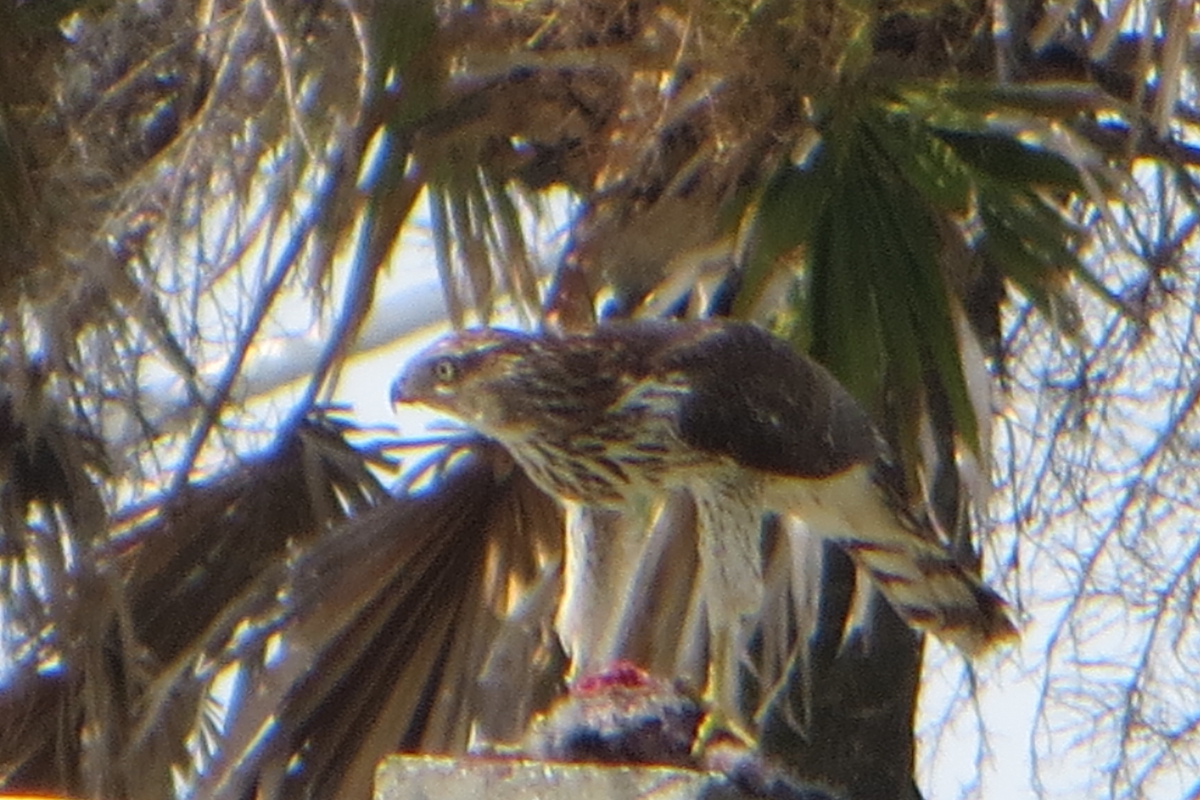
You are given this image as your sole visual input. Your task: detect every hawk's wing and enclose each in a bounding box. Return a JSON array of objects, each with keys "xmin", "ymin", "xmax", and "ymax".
[
  {"xmin": 657, "ymin": 321, "xmax": 882, "ymax": 479},
  {"xmin": 649, "ymin": 320, "xmax": 1016, "ymax": 656}
]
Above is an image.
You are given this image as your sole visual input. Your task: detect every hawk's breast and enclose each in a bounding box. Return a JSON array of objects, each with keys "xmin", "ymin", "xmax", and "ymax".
[{"xmin": 504, "ymin": 373, "xmax": 722, "ymax": 507}]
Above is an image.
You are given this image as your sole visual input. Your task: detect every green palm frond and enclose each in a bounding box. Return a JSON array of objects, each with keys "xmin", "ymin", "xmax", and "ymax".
[{"xmin": 737, "ymin": 74, "xmax": 1134, "ymax": 470}]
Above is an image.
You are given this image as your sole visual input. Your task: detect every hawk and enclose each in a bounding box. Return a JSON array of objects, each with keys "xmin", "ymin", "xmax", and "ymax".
[{"xmin": 391, "ymin": 319, "xmax": 1016, "ymax": 736}]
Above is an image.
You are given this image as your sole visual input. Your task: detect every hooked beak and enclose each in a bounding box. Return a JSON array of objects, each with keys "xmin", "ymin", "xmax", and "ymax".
[
  {"xmin": 389, "ymin": 361, "xmax": 426, "ymax": 411},
  {"xmin": 390, "ymin": 355, "xmax": 442, "ymax": 413},
  {"xmin": 389, "ymin": 372, "xmax": 418, "ymax": 411}
]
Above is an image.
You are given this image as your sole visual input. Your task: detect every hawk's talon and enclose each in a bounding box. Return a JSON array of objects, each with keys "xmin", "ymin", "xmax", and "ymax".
[{"xmin": 692, "ymin": 706, "xmax": 757, "ymax": 759}]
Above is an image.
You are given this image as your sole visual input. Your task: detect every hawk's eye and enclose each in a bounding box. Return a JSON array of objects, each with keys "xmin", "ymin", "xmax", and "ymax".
[{"xmin": 433, "ymin": 358, "xmax": 458, "ymax": 384}]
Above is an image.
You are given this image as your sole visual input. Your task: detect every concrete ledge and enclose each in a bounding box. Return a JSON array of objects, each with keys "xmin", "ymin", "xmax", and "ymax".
[{"xmin": 374, "ymin": 754, "xmax": 755, "ymax": 800}]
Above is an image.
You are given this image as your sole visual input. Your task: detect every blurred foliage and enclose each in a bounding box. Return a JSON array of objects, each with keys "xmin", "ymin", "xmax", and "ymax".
[{"xmin": 0, "ymin": 1, "xmax": 1196, "ymax": 799}]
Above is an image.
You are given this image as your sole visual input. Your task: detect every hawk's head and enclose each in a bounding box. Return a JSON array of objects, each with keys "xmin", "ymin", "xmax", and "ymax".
[{"xmin": 390, "ymin": 328, "xmax": 543, "ymax": 438}]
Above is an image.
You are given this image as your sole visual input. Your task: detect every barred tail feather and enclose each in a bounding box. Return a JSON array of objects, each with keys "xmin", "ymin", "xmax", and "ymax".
[
  {"xmin": 769, "ymin": 464, "xmax": 1018, "ymax": 656},
  {"xmin": 842, "ymin": 539, "xmax": 1017, "ymax": 656}
]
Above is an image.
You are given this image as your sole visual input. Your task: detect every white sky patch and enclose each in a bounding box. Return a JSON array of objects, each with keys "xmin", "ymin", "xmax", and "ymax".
[{"xmin": 918, "ymin": 158, "xmax": 1200, "ymax": 799}]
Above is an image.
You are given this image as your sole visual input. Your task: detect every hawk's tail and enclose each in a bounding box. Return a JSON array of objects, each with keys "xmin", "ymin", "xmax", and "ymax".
[
  {"xmin": 772, "ymin": 464, "xmax": 1018, "ymax": 656},
  {"xmin": 840, "ymin": 537, "xmax": 1017, "ymax": 657}
]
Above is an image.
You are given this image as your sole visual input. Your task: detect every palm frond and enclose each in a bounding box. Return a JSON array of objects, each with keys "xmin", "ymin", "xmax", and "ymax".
[{"xmin": 168, "ymin": 442, "xmax": 562, "ymax": 800}]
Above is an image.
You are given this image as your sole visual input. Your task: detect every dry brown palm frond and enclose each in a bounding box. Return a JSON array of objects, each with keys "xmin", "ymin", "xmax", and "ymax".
[
  {"xmin": 0, "ymin": 411, "xmax": 393, "ymax": 798},
  {"xmin": 139, "ymin": 440, "xmax": 564, "ymax": 800},
  {"xmin": 114, "ymin": 413, "xmax": 391, "ymax": 664},
  {"xmin": 0, "ymin": 372, "xmax": 144, "ymax": 798},
  {"xmin": 0, "ymin": 0, "xmax": 390, "ymax": 494}
]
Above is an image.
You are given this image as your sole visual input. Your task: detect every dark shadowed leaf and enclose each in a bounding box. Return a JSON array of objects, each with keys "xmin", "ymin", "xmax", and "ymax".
[
  {"xmin": 862, "ymin": 109, "xmax": 971, "ymax": 214},
  {"xmin": 935, "ymin": 129, "xmax": 1085, "ymax": 192},
  {"xmin": 736, "ymin": 161, "xmax": 828, "ymax": 317}
]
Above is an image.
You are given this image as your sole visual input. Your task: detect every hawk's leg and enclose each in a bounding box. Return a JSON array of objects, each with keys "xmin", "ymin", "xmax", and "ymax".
[
  {"xmin": 693, "ymin": 625, "xmax": 758, "ymax": 754},
  {"xmin": 691, "ymin": 478, "xmax": 767, "ymax": 749}
]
